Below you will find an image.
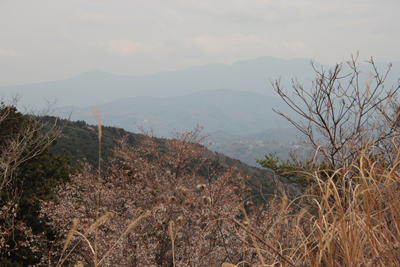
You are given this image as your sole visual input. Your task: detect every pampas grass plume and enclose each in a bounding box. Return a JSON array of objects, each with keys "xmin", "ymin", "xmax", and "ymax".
[
  {"xmin": 202, "ymin": 195, "xmax": 211, "ymax": 205},
  {"xmin": 197, "ymin": 184, "xmax": 206, "ymax": 190}
]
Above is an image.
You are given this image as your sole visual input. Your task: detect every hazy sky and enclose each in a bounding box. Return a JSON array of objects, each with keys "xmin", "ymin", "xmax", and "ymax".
[{"xmin": 1, "ymin": 0, "xmax": 399, "ymax": 86}]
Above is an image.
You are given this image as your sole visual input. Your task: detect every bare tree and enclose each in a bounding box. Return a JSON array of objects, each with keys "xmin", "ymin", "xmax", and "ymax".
[
  {"xmin": 272, "ymin": 53, "xmax": 400, "ymax": 172},
  {"xmin": 0, "ymin": 97, "xmax": 68, "ymax": 257},
  {"xmin": 0, "ymin": 99, "xmax": 66, "ymax": 193}
]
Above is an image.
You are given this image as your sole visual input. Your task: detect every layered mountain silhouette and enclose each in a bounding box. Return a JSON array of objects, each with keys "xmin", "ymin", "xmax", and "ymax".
[
  {"xmin": 1, "ymin": 56, "xmax": 324, "ymax": 108},
  {"xmin": 58, "ymin": 89, "xmax": 298, "ymax": 136},
  {"xmin": 3, "ymin": 55, "xmax": 398, "ymax": 165}
]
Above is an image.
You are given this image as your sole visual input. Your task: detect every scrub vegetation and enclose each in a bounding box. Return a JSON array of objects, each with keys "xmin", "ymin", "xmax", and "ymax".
[{"xmin": 2, "ymin": 55, "xmax": 400, "ymax": 266}]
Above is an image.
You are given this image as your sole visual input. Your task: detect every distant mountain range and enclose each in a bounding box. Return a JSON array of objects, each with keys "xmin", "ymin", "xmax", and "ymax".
[
  {"xmin": 54, "ymin": 88, "xmax": 307, "ymax": 167},
  {"xmin": 2, "ymin": 56, "xmax": 398, "ymax": 111},
  {"xmin": 1, "ymin": 56, "xmax": 327, "ymax": 109},
  {"xmin": 58, "ymin": 89, "xmax": 300, "ymax": 136},
  {"xmin": 2, "ymin": 55, "xmax": 399, "ymax": 166}
]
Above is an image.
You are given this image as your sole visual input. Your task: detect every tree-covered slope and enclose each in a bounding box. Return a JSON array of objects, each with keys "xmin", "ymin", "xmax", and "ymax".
[{"xmin": 44, "ymin": 118, "xmax": 278, "ymax": 197}]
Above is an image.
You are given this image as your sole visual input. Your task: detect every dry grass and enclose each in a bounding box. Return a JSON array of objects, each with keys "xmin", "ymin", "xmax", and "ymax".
[
  {"xmin": 306, "ymin": 141, "xmax": 400, "ymax": 266},
  {"xmin": 302, "ymin": 143, "xmax": 400, "ymax": 267},
  {"xmin": 221, "ymin": 138, "xmax": 400, "ymax": 267}
]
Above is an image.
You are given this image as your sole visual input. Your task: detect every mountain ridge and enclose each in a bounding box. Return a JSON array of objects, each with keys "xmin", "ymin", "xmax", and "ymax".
[
  {"xmin": 1, "ymin": 56, "xmax": 325, "ymax": 109},
  {"xmin": 58, "ymin": 88, "xmax": 299, "ymax": 137}
]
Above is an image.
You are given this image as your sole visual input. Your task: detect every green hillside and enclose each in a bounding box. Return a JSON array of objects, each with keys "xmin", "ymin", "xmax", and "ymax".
[{"xmin": 42, "ymin": 117, "xmax": 279, "ymax": 198}]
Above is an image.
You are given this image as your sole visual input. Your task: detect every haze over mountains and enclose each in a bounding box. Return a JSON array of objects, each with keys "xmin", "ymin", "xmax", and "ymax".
[
  {"xmin": 59, "ymin": 89, "xmax": 298, "ymax": 136},
  {"xmin": 2, "ymin": 56, "xmax": 324, "ymax": 109},
  {"xmin": 2, "ymin": 55, "xmax": 399, "ymax": 166},
  {"xmin": 2, "ymin": 55, "xmax": 398, "ymax": 112}
]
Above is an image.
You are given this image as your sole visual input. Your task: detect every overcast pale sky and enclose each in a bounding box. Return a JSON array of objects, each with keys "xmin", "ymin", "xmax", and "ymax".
[{"xmin": 0, "ymin": 0, "xmax": 399, "ymax": 86}]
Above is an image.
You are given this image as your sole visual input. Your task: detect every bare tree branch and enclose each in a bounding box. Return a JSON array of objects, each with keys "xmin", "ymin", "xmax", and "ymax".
[{"xmin": 272, "ymin": 54, "xmax": 400, "ymax": 171}]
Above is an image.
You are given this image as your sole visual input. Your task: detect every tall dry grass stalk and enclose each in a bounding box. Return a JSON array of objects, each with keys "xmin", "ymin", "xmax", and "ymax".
[
  {"xmin": 92, "ymin": 105, "xmax": 102, "ymax": 266},
  {"xmin": 53, "ymin": 106, "xmax": 150, "ymax": 267},
  {"xmin": 96, "ymin": 209, "xmax": 150, "ymax": 266},
  {"xmin": 57, "ymin": 219, "xmax": 78, "ymax": 267},
  {"xmin": 56, "ymin": 210, "xmax": 149, "ymax": 267},
  {"xmin": 169, "ymin": 221, "xmax": 177, "ymax": 267},
  {"xmin": 92, "ymin": 105, "xmax": 102, "ymax": 169}
]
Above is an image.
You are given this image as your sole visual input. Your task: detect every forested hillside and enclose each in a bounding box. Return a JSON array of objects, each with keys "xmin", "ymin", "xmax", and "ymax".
[
  {"xmin": 42, "ymin": 117, "xmax": 140, "ymax": 166},
  {"xmin": 43, "ymin": 117, "xmax": 276, "ymax": 194}
]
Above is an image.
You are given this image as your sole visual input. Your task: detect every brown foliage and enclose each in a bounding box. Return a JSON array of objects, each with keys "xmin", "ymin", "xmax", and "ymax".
[{"xmin": 40, "ymin": 126, "xmax": 249, "ymax": 266}]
